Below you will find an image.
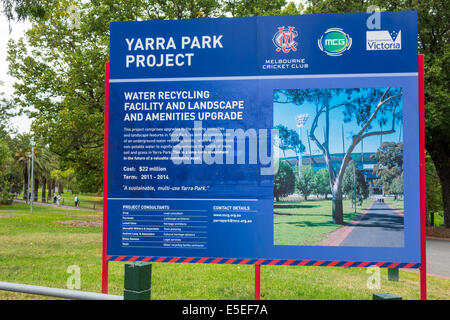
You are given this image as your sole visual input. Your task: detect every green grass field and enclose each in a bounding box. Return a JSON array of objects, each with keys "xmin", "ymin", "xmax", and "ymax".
[
  {"xmin": 274, "ymin": 199, "xmax": 369, "ymax": 246},
  {"xmin": 0, "ymin": 203, "xmax": 449, "ymax": 300}
]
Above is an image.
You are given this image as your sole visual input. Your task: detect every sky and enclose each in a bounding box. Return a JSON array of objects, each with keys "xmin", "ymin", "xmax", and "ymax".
[
  {"xmin": 0, "ymin": 15, "xmax": 31, "ymax": 133},
  {"xmin": 273, "ymin": 89, "xmax": 403, "ymax": 157}
]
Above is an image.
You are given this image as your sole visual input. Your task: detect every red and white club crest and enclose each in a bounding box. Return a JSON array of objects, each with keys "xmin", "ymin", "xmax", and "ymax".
[{"xmin": 273, "ymin": 26, "xmax": 298, "ymax": 53}]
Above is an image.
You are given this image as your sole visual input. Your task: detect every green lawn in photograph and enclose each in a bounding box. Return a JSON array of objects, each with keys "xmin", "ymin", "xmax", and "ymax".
[
  {"xmin": 384, "ymin": 197, "xmax": 404, "ymax": 211},
  {"xmin": 273, "ymin": 199, "xmax": 367, "ymax": 246},
  {"xmin": 0, "ymin": 203, "xmax": 449, "ymax": 300}
]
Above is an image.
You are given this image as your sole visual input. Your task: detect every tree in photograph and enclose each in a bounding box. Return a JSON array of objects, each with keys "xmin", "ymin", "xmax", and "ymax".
[
  {"xmin": 274, "ymin": 160, "xmax": 295, "ymax": 202},
  {"xmin": 274, "ymin": 87, "xmax": 402, "ymax": 224},
  {"xmin": 274, "ymin": 124, "xmax": 291, "ymax": 158},
  {"xmin": 274, "ymin": 124, "xmax": 305, "ymax": 159},
  {"xmin": 296, "ymin": 165, "xmax": 315, "ymax": 200},
  {"xmin": 371, "ymin": 142, "xmax": 403, "ymax": 195},
  {"xmin": 342, "ymin": 160, "xmax": 369, "ymax": 206},
  {"xmin": 312, "ymin": 168, "xmax": 331, "ymax": 199},
  {"xmin": 390, "ymin": 174, "xmax": 403, "ymax": 200},
  {"xmin": 304, "ymin": 0, "xmax": 450, "ymax": 230}
]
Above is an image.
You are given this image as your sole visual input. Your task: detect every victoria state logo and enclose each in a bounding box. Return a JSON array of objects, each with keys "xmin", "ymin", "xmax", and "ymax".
[
  {"xmin": 366, "ymin": 30, "xmax": 401, "ymax": 50},
  {"xmin": 273, "ymin": 26, "xmax": 298, "ymax": 53},
  {"xmin": 318, "ymin": 28, "xmax": 352, "ymax": 56}
]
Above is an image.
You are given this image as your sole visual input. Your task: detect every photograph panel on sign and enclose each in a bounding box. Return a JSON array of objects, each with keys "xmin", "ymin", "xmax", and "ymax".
[{"xmin": 272, "ymin": 87, "xmax": 404, "ymax": 248}]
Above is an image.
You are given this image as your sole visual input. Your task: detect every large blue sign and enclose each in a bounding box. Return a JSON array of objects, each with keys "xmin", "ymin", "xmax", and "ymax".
[{"xmin": 107, "ymin": 11, "xmax": 420, "ymax": 266}]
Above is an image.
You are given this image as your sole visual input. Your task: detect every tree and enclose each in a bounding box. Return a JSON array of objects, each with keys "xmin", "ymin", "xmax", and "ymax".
[
  {"xmin": 303, "ymin": 0, "xmax": 450, "ymax": 224},
  {"xmin": 342, "ymin": 160, "xmax": 369, "ymax": 206},
  {"xmin": 312, "ymin": 168, "xmax": 331, "ymax": 199},
  {"xmin": 425, "ymin": 152, "xmax": 443, "ymax": 225},
  {"xmin": 296, "ymin": 165, "xmax": 315, "ymax": 200},
  {"xmin": 274, "ymin": 160, "xmax": 295, "ymax": 202},
  {"xmin": 7, "ymin": 0, "xmax": 288, "ymax": 194},
  {"xmin": 274, "ymin": 87, "xmax": 402, "ymax": 224},
  {"xmin": 0, "ymin": 138, "xmax": 12, "ymax": 203}
]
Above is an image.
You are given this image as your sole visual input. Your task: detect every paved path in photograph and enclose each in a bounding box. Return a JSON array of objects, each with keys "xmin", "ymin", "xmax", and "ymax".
[{"xmin": 340, "ymin": 201, "xmax": 404, "ymax": 247}]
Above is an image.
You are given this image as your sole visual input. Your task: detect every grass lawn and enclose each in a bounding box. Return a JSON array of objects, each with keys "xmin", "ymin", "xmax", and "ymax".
[
  {"xmin": 274, "ymin": 199, "xmax": 369, "ymax": 246},
  {"xmin": 0, "ymin": 203, "xmax": 449, "ymax": 300}
]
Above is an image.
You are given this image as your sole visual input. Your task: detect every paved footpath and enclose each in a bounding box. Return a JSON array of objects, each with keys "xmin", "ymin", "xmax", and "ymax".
[
  {"xmin": 340, "ymin": 200, "xmax": 404, "ymax": 247},
  {"xmin": 13, "ymin": 199, "xmax": 100, "ymax": 212},
  {"xmin": 426, "ymin": 239, "xmax": 450, "ymax": 278}
]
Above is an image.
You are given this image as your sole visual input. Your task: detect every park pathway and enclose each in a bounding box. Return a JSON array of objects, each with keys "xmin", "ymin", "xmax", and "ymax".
[
  {"xmin": 13, "ymin": 199, "xmax": 101, "ymax": 212},
  {"xmin": 425, "ymin": 239, "xmax": 450, "ymax": 278},
  {"xmin": 339, "ymin": 200, "xmax": 404, "ymax": 247}
]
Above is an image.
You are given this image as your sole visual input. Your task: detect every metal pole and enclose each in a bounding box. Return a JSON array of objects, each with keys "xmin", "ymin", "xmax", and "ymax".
[
  {"xmin": 418, "ymin": 54, "xmax": 427, "ymax": 300},
  {"xmin": 27, "ymin": 156, "xmax": 31, "ymax": 204},
  {"xmin": 307, "ymin": 129, "xmax": 312, "ymax": 165},
  {"xmin": 255, "ymin": 264, "xmax": 261, "ymax": 300},
  {"xmin": 298, "ymin": 127, "xmax": 302, "ymax": 178},
  {"xmin": 102, "ymin": 62, "xmax": 110, "ymax": 294},
  {"xmin": 0, "ymin": 281, "xmax": 123, "ymax": 300},
  {"xmin": 361, "ymin": 138, "xmax": 364, "ymax": 168},
  {"xmin": 354, "ymin": 161, "xmax": 356, "ymax": 213},
  {"xmin": 30, "ymin": 144, "xmax": 35, "ymax": 214}
]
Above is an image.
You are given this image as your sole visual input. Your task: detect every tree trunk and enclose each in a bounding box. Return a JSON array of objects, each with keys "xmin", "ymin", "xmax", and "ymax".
[
  {"xmin": 332, "ymin": 197, "xmax": 344, "ymax": 225},
  {"xmin": 59, "ymin": 182, "xmax": 64, "ymax": 194},
  {"xmin": 47, "ymin": 179, "xmax": 52, "ymax": 201},
  {"xmin": 41, "ymin": 178, "xmax": 47, "ymax": 203},
  {"xmin": 34, "ymin": 178, "xmax": 39, "ymax": 201},
  {"xmin": 23, "ymin": 166, "xmax": 28, "ymax": 201},
  {"xmin": 427, "ymin": 131, "xmax": 450, "ymax": 228},
  {"xmin": 52, "ymin": 179, "xmax": 56, "ymax": 197},
  {"xmin": 431, "ymin": 154, "xmax": 450, "ymax": 228},
  {"xmin": 331, "ymin": 185, "xmax": 344, "ymax": 224}
]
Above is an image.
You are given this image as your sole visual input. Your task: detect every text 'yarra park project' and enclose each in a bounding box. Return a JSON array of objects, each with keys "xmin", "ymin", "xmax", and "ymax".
[{"xmin": 124, "ymin": 35, "xmax": 224, "ymax": 68}]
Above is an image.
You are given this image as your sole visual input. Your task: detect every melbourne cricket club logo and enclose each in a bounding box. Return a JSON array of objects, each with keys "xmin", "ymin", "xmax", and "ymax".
[
  {"xmin": 318, "ymin": 28, "xmax": 352, "ymax": 56},
  {"xmin": 273, "ymin": 26, "xmax": 298, "ymax": 53}
]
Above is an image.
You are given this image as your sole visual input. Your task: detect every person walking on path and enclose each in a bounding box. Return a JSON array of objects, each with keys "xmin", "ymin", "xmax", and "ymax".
[{"xmin": 74, "ymin": 195, "xmax": 80, "ymax": 207}]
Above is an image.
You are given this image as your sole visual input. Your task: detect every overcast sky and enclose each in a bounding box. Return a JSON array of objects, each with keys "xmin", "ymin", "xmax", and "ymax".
[{"xmin": 0, "ymin": 15, "xmax": 31, "ymax": 133}]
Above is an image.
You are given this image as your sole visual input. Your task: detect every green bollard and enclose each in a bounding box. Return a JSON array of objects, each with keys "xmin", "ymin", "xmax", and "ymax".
[
  {"xmin": 124, "ymin": 261, "xmax": 152, "ymax": 300},
  {"xmin": 373, "ymin": 293, "xmax": 402, "ymax": 300},
  {"xmin": 388, "ymin": 268, "xmax": 399, "ymax": 282}
]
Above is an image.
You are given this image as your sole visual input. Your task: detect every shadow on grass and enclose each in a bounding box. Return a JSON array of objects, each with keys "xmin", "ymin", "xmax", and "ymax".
[{"xmin": 273, "ymin": 204, "xmax": 319, "ymax": 209}]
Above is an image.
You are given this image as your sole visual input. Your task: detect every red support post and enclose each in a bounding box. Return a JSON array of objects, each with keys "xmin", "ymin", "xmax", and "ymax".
[
  {"xmin": 102, "ymin": 62, "xmax": 110, "ymax": 294},
  {"xmin": 418, "ymin": 54, "xmax": 427, "ymax": 300},
  {"xmin": 255, "ymin": 264, "xmax": 261, "ymax": 300}
]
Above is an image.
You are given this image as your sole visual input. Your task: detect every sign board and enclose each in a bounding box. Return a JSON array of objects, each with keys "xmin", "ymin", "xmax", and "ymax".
[{"xmin": 106, "ymin": 11, "xmax": 421, "ymax": 267}]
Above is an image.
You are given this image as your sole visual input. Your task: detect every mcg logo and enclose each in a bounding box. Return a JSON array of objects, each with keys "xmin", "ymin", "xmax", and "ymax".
[
  {"xmin": 273, "ymin": 26, "xmax": 298, "ymax": 53},
  {"xmin": 318, "ymin": 28, "xmax": 352, "ymax": 56}
]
